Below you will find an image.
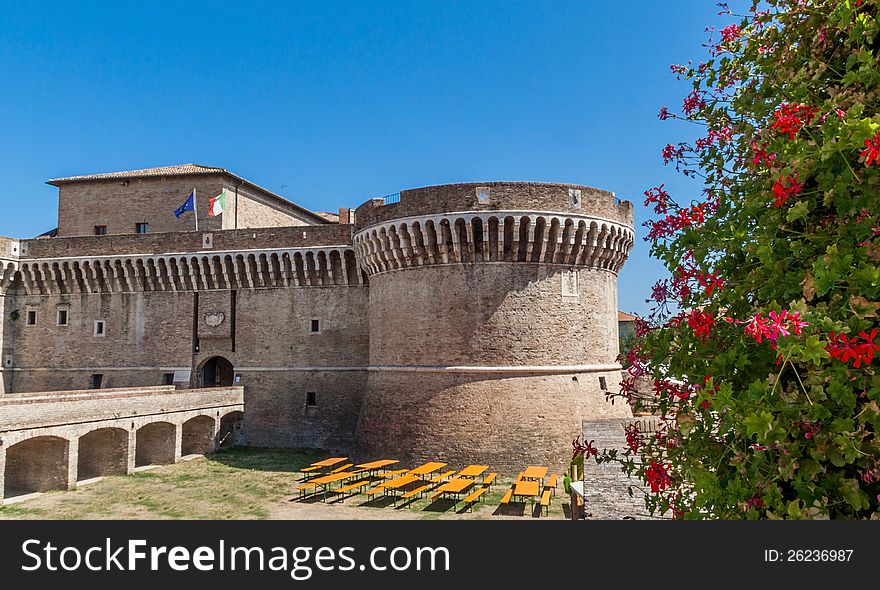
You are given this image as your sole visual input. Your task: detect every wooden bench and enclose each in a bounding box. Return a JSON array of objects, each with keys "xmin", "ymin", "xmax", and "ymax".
[
  {"xmin": 401, "ymin": 484, "xmax": 433, "ymax": 500},
  {"xmin": 540, "ymin": 490, "xmax": 552, "ymax": 516},
  {"xmin": 380, "ymin": 469, "xmax": 408, "ymax": 478},
  {"xmin": 296, "ymin": 481, "xmax": 319, "ymax": 499},
  {"xmin": 463, "ymin": 486, "xmax": 488, "ymax": 511},
  {"xmin": 330, "ymin": 463, "xmax": 354, "ymax": 474},
  {"xmin": 333, "ymin": 479, "xmax": 370, "ymax": 500},
  {"xmin": 545, "ymin": 474, "xmax": 558, "ymax": 495},
  {"xmin": 499, "ymin": 489, "xmax": 513, "ymax": 505},
  {"xmin": 430, "ymin": 470, "xmax": 456, "ymax": 483},
  {"xmin": 299, "ymin": 465, "xmax": 322, "ymax": 479},
  {"xmin": 482, "ymin": 472, "xmax": 497, "ymax": 489}
]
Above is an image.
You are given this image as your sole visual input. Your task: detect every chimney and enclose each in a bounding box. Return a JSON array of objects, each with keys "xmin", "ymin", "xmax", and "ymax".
[{"xmin": 338, "ymin": 208, "xmax": 351, "ymax": 225}]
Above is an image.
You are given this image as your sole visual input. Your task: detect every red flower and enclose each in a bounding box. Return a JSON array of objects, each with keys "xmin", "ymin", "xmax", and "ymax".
[
  {"xmin": 771, "ymin": 103, "xmax": 818, "ymax": 139},
  {"xmin": 624, "ymin": 423, "xmax": 643, "ymax": 453},
  {"xmin": 662, "ymin": 143, "xmax": 684, "ymax": 164},
  {"xmin": 750, "ymin": 142, "xmax": 776, "ymax": 167},
  {"xmin": 860, "ymin": 131, "xmax": 880, "ymax": 167},
  {"xmin": 772, "ymin": 174, "xmax": 803, "ymax": 208},
  {"xmin": 645, "ymin": 461, "xmax": 672, "ymax": 494},
  {"xmin": 826, "ymin": 329, "xmax": 880, "ymax": 368},
  {"xmin": 643, "ymin": 185, "xmax": 671, "ymax": 214},
  {"xmin": 687, "ymin": 308, "xmax": 715, "ymax": 341},
  {"xmin": 682, "ymin": 90, "xmax": 706, "ymax": 116},
  {"xmin": 720, "ymin": 24, "xmax": 741, "ymax": 43},
  {"xmin": 658, "ymin": 106, "xmax": 671, "ymax": 120},
  {"xmin": 696, "ymin": 271, "xmax": 725, "ymax": 296}
]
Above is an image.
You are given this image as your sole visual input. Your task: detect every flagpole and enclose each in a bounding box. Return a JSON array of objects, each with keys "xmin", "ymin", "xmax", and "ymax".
[{"xmin": 193, "ymin": 189, "xmax": 199, "ymax": 231}]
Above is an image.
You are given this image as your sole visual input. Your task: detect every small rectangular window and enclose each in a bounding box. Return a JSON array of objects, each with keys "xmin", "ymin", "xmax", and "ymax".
[
  {"xmin": 310, "ymin": 319, "xmax": 321, "ymax": 333},
  {"xmin": 136, "ymin": 223, "xmax": 149, "ymax": 234},
  {"xmin": 599, "ymin": 376, "xmax": 608, "ymax": 391},
  {"xmin": 306, "ymin": 391, "xmax": 317, "ymax": 407},
  {"xmin": 57, "ymin": 310, "xmax": 68, "ymax": 326},
  {"xmin": 94, "ymin": 225, "xmax": 107, "ymax": 236},
  {"xmin": 162, "ymin": 373, "xmax": 174, "ymax": 385},
  {"xmin": 94, "ymin": 320, "xmax": 106, "ymax": 337},
  {"xmin": 90, "ymin": 374, "xmax": 103, "ymax": 389},
  {"xmin": 26, "ymin": 310, "xmax": 37, "ymax": 326}
]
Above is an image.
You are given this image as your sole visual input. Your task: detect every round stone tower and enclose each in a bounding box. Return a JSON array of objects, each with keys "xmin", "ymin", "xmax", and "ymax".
[{"xmin": 352, "ymin": 182, "xmax": 634, "ymax": 473}]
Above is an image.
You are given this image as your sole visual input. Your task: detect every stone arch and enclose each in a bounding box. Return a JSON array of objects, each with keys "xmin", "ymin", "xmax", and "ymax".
[
  {"xmin": 199, "ymin": 356, "xmax": 234, "ymax": 388},
  {"xmin": 4, "ymin": 436, "xmax": 69, "ymax": 498},
  {"xmin": 471, "ymin": 216, "xmax": 485, "ymax": 261},
  {"xmin": 218, "ymin": 410, "xmax": 245, "ymax": 448},
  {"xmin": 344, "ymin": 249, "xmax": 359, "ymax": 285},
  {"xmin": 77, "ymin": 428, "xmax": 129, "ymax": 480},
  {"xmin": 182, "ymin": 415, "xmax": 217, "ymax": 456},
  {"xmin": 135, "ymin": 422, "xmax": 176, "ymax": 467}
]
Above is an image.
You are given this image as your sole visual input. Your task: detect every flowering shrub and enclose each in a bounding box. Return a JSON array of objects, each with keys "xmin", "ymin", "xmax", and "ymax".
[{"xmin": 600, "ymin": 1, "xmax": 880, "ymax": 519}]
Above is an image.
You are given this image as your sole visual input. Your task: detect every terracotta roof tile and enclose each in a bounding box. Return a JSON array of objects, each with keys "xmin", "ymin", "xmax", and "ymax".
[
  {"xmin": 618, "ymin": 311, "xmax": 638, "ymax": 321},
  {"xmin": 48, "ymin": 164, "xmax": 226, "ymax": 184}
]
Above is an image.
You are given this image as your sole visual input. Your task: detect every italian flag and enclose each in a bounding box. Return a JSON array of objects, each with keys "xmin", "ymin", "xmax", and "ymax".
[{"xmin": 208, "ymin": 189, "xmax": 230, "ymax": 217}]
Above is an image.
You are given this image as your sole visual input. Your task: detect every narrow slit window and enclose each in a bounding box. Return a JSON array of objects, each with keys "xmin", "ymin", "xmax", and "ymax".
[
  {"xmin": 94, "ymin": 320, "xmax": 106, "ymax": 337},
  {"xmin": 136, "ymin": 222, "xmax": 149, "ymax": 234},
  {"xmin": 310, "ymin": 319, "xmax": 321, "ymax": 333},
  {"xmin": 306, "ymin": 391, "xmax": 317, "ymax": 407},
  {"xmin": 26, "ymin": 310, "xmax": 37, "ymax": 326},
  {"xmin": 57, "ymin": 309, "xmax": 68, "ymax": 326}
]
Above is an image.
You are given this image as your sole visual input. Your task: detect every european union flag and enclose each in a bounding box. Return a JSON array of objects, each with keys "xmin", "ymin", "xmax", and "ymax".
[{"xmin": 174, "ymin": 191, "xmax": 195, "ymax": 219}]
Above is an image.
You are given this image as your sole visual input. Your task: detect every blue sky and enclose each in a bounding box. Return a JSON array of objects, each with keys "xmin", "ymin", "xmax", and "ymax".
[{"xmin": 0, "ymin": 1, "xmax": 742, "ymax": 315}]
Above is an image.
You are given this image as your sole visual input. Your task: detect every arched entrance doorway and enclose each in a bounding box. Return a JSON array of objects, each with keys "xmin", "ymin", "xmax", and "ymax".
[{"xmin": 201, "ymin": 356, "xmax": 234, "ymax": 388}]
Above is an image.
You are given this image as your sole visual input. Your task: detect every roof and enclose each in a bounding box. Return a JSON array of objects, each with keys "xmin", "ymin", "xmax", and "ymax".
[
  {"xmin": 47, "ymin": 164, "xmax": 226, "ymax": 184},
  {"xmin": 314, "ymin": 211, "xmax": 340, "ymax": 223},
  {"xmin": 47, "ymin": 164, "xmax": 328, "ymax": 224},
  {"xmin": 618, "ymin": 311, "xmax": 638, "ymax": 322}
]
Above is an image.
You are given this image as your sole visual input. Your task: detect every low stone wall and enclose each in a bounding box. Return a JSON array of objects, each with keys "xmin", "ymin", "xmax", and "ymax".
[{"xmin": 580, "ymin": 419, "xmax": 663, "ymax": 520}]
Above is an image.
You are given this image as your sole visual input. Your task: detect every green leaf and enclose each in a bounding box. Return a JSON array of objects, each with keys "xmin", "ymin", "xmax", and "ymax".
[
  {"xmin": 786, "ymin": 200, "xmax": 810, "ymax": 222},
  {"xmin": 840, "ymin": 479, "xmax": 870, "ymax": 511}
]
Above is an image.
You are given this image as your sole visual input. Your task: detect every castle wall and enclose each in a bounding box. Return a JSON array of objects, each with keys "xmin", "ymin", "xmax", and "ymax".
[
  {"xmin": 352, "ymin": 182, "xmax": 634, "ymax": 473},
  {"xmin": 57, "ymin": 176, "xmax": 227, "ymax": 237},
  {"xmin": 3, "ymin": 177, "xmax": 635, "ymax": 473},
  {"xmin": 56, "ymin": 175, "xmax": 322, "ymax": 238},
  {"xmin": 6, "ymin": 290, "xmax": 194, "ymax": 392},
  {"xmin": 222, "ymin": 182, "xmax": 314, "ymax": 230}
]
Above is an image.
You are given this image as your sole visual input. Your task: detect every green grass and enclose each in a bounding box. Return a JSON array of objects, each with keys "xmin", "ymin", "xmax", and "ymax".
[{"xmin": 0, "ymin": 448, "xmax": 567, "ymax": 520}]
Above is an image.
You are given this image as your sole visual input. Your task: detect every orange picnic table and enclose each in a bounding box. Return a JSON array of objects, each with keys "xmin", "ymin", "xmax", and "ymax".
[
  {"xmin": 431, "ymin": 477, "xmax": 475, "ymax": 500},
  {"xmin": 299, "ymin": 471, "xmax": 359, "ymax": 500},
  {"xmin": 379, "ymin": 473, "xmax": 421, "ymax": 490},
  {"xmin": 522, "ymin": 466, "xmax": 548, "ymax": 481},
  {"xmin": 356, "ymin": 459, "xmax": 399, "ymax": 471},
  {"xmin": 312, "ymin": 457, "xmax": 349, "ymax": 468},
  {"xmin": 458, "ymin": 465, "xmax": 490, "ymax": 478},
  {"xmin": 409, "ymin": 461, "xmax": 448, "ymax": 476},
  {"xmin": 513, "ymin": 480, "xmax": 540, "ymax": 500}
]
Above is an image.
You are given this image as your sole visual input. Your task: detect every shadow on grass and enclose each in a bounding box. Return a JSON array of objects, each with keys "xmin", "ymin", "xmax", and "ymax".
[
  {"xmin": 205, "ymin": 447, "xmax": 329, "ymax": 473},
  {"xmin": 359, "ymin": 496, "xmax": 398, "ymax": 509},
  {"xmin": 422, "ymin": 498, "xmax": 458, "ymax": 513},
  {"xmin": 493, "ymin": 502, "xmax": 526, "ymax": 517}
]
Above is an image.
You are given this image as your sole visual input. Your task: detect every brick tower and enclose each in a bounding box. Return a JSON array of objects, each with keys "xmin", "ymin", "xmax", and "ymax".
[{"xmin": 352, "ymin": 182, "xmax": 635, "ymax": 472}]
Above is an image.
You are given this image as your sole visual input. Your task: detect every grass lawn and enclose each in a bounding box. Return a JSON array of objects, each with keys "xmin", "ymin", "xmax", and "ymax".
[{"xmin": 0, "ymin": 447, "xmax": 569, "ymax": 520}]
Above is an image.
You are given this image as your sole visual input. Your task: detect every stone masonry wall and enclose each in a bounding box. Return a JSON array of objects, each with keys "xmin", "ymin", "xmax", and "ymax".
[
  {"xmin": 354, "ymin": 182, "xmax": 633, "ymax": 229},
  {"xmin": 21, "ymin": 224, "xmax": 352, "ymax": 259},
  {"xmin": 56, "ymin": 174, "xmax": 323, "ymax": 238}
]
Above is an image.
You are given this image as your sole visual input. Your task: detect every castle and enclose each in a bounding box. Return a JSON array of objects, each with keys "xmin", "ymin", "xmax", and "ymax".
[{"xmin": 0, "ymin": 164, "xmax": 634, "ymax": 473}]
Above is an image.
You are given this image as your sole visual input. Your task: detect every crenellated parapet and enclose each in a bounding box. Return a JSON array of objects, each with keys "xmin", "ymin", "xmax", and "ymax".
[
  {"xmin": 353, "ymin": 210, "xmax": 634, "ymax": 277},
  {"xmin": 9, "ymin": 246, "xmax": 363, "ymax": 296}
]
